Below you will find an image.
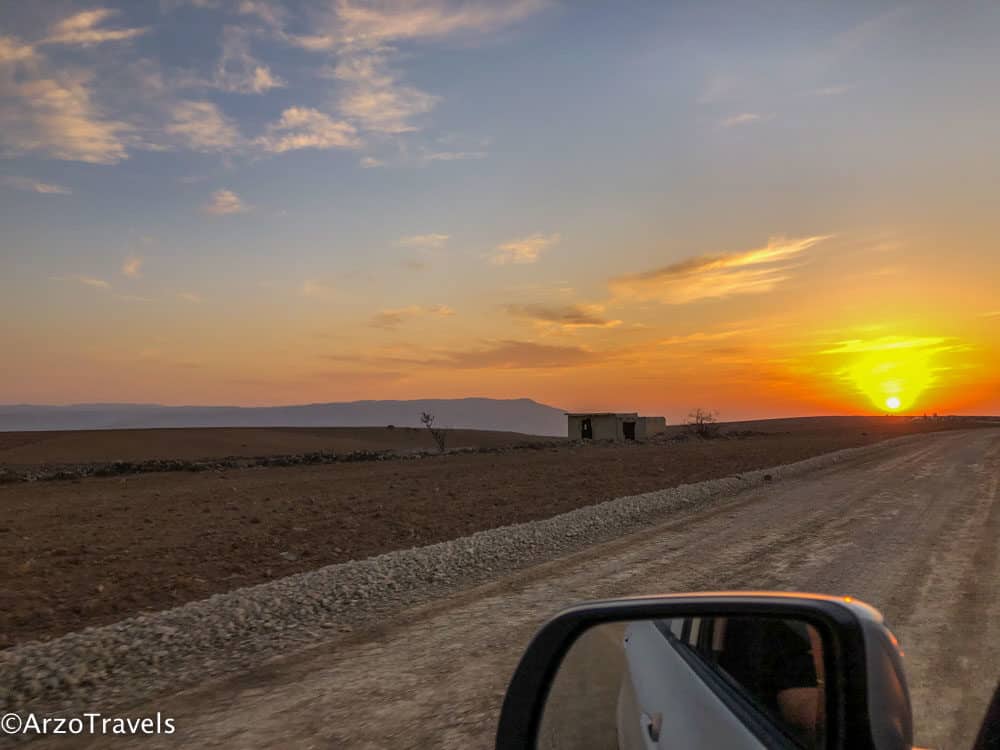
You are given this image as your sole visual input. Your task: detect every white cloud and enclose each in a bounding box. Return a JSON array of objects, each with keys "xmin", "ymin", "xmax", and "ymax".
[
  {"xmin": 398, "ymin": 233, "xmax": 449, "ymax": 248},
  {"xmin": 492, "ymin": 233, "xmax": 560, "ymax": 265},
  {"xmin": 0, "ymin": 56, "xmax": 133, "ymax": 164},
  {"xmin": 203, "ymin": 188, "xmax": 248, "ymax": 215},
  {"xmin": 121, "ymin": 256, "xmax": 143, "ymax": 278},
  {"xmin": 165, "ymin": 100, "xmax": 242, "ymax": 151},
  {"xmin": 332, "ymin": 50, "xmax": 438, "ymax": 134},
  {"xmin": 360, "ymin": 155, "xmax": 385, "ymax": 168},
  {"xmin": 720, "ymin": 112, "xmax": 772, "ymax": 128},
  {"xmin": 1, "ymin": 176, "xmax": 72, "ymax": 194},
  {"xmin": 213, "ymin": 26, "xmax": 285, "ymax": 94},
  {"xmin": 258, "ymin": 107, "xmax": 361, "ymax": 152},
  {"xmin": 329, "ymin": 0, "xmax": 547, "ymax": 45},
  {"xmin": 43, "ymin": 8, "xmax": 148, "ymax": 47},
  {"xmin": 177, "ymin": 291, "xmax": 202, "ymax": 302},
  {"xmin": 287, "ymin": 1, "xmax": 547, "ymax": 137}
]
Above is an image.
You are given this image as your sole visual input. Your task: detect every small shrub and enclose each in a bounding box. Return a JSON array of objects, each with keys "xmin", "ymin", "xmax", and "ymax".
[
  {"xmin": 420, "ymin": 411, "xmax": 447, "ymax": 453},
  {"xmin": 687, "ymin": 408, "xmax": 721, "ymax": 439}
]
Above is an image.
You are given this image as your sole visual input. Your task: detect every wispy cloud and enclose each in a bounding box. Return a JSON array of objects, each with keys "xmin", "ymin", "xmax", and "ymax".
[
  {"xmin": 611, "ymin": 235, "xmax": 832, "ymax": 304},
  {"xmin": 177, "ymin": 291, "xmax": 201, "ymax": 302},
  {"xmin": 505, "ymin": 303, "xmax": 621, "ymax": 329},
  {"xmin": 492, "ymin": 232, "xmax": 560, "ymax": 265},
  {"xmin": 1, "ymin": 175, "xmax": 72, "ymax": 194},
  {"xmin": 53, "ymin": 274, "xmax": 111, "ymax": 290},
  {"xmin": 285, "ymin": 1, "xmax": 547, "ymax": 138},
  {"xmin": 427, "ymin": 339, "xmax": 592, "ymax": 369},
  {"xmin": 121, "ymin": 256, "xmax": 143, "ymax": 278},
  {"xmin": 166, "ymin": 100, "xmax": 242, "ymax": 151},
  {"xmin": 202, "ymin": 188, "xmax": 248, "ymax": 215},
  {"xmin": 658, "ymin": 327, "xmax": 760, "ymax": 346},
  {"xmin": 42, "ymin": 9, "xmax": 148, "ymax": 47},
  {"xmin": 257, "ymin": 107, "xmax": 360, "ymax": 152},
  {"xmin": 0, "ymin": 36, "xmax": 38, "ymax": 63},
  {"xmin": 327, "ymin": 0, "xmax": 547, "ymax": 45},
  {"xmin": 237, "ymin": 0, "xmax": 286, "ymax": 29},
  {"xmin": 369, "ymin": 304, "xmax": 456, "ymax": 328},
  {"xmin": 720, "ymin": 112, "xmax": 772, "ymax": 128},
  {"xmin": 211, "ymin": 26, "xmax": 285, "ymax": 94},
  {"xmin": 820, "ymin": 336, "xmax": 959, "ymax": 355},
  {"xmin": 331, "ymin": 50, "xmax": 439, "ymax": 134},
  {"xmin": 0, "ymin": 50, "xmax": 133, "ymax": 164},
  {"xmin": 398, "ymin": 233, "xmax": 449, "ymax": 248}
]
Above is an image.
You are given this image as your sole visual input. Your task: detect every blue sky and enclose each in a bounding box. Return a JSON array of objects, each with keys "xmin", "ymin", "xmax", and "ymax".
[{"xmin": 2, "ymin": 1, "xmax": 998, "ymax": 418}]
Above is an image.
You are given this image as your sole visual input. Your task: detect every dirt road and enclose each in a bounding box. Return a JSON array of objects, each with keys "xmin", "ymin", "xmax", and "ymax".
[{"xmin": 44, "ymin": 429, "xmax": 1000, "ymax": 750}]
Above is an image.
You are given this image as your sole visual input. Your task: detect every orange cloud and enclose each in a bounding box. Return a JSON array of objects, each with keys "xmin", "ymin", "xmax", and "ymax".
[
  {"xmin": 611, "ymin": 235, "xmax": 831, "ymax": 304},
  {"xmin": 492, "ymin": 232, "xmax": 560, "ymax": 264},
  {"xmin": 369, "ymin": 304, "xmax": 456, "ymax": 328},
  {"xmin": 505, "ymin": 303, "xmax": 621, "ymax": 329}
]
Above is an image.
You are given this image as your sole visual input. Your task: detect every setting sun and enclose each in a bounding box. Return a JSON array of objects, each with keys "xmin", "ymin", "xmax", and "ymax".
[{"xmin": 819, "ymin": 336, "xmax": 967, "ymax": 415}]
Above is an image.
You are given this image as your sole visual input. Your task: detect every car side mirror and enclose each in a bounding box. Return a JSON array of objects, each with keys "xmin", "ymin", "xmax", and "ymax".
[{"xmin": 495, "ymin": 592, "xmax": 913, "ymax": 750}]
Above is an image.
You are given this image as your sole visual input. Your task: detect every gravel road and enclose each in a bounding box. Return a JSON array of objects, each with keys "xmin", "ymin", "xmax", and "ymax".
[{"xmin": 31, "ymin": 429, "xmax": 1000, "ymax": 750}]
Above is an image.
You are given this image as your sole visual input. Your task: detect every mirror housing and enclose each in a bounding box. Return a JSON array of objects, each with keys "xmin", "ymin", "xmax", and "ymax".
[{"xmin": 495, "ymin": 592, "xmax": 912, "ymax": 750}]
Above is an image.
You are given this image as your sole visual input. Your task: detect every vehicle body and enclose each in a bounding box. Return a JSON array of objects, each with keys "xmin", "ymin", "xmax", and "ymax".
[{"xmin": 496, "ymin": 592, "xmax": 1000, "ymax": 750}]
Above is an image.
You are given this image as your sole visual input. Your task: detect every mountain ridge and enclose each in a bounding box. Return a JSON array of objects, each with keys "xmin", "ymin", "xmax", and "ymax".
[{"xmin": 0, "ymin": 398, "xmax": 568, "ymax": 436}]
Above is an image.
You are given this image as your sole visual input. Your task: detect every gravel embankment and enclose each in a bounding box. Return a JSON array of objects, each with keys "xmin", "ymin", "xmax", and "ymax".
[{"xmin": 0, "ymin": 434, "xmax": 922, "ymax": 724}]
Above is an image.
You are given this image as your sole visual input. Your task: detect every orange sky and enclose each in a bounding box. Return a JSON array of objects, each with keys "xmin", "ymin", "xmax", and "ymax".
[{"xmin": 2, "ymin": 2, "xmax": 999, "ymax": 422}]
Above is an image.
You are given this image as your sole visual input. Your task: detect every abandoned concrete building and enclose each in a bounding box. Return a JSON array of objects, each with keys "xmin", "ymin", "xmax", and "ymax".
[{"xmin": 566, "ymin": 412, "xmax": 667, "ymax": 441}]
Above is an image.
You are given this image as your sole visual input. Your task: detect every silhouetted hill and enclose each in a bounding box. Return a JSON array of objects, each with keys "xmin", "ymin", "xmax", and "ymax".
[{"xmin": 0, "ymin": 398, "xmax": 567, "ymax": 436}]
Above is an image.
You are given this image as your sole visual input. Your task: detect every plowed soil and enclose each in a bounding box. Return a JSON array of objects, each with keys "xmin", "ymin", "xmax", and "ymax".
[{"xmin": 0, "ymin": 416, "xmax": 987, "ymax": 648}]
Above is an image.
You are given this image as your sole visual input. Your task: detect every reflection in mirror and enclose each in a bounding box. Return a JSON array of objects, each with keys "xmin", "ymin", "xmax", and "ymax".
[{"xmin": 536, "ymin": 616, "xmax": 826, "ymax": 750}]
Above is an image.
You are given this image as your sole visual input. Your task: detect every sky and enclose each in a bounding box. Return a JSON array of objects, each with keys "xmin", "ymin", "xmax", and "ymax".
[{"xmin": 2, "ymin": 0, "xmax": 998, "ymax": 422}]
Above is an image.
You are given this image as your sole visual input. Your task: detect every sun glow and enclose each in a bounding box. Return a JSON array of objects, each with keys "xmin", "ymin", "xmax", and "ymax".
[{"xmin": 824, "ymin": 336, "xmax": 950, "ymax": 413}]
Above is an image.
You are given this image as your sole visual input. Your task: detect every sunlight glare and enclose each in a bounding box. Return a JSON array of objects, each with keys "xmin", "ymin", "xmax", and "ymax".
[{"xmin": 829, "ymin": 337, "xmax": 942, "ymax": 413}]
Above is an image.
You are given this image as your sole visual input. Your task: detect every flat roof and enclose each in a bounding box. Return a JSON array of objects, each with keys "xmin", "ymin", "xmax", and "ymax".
[{"xmin": 565, "ymin": 412, "xmax": 638, "ymax": 417}]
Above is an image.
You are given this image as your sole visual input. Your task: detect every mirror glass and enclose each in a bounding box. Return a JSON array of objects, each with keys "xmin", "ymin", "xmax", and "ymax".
[{"xmin": 537, "ymin": 616, "xmax": 827, "ymax": 750}]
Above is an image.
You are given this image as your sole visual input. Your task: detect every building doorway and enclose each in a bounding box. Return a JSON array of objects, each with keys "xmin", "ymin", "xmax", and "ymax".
[
  {"xmin": 623, "ymin": 421, "xmax": 636, "ymax": 440},
  {"xmin": 581, "ymin": 418, "xmax": 592, "ymax": 439}
]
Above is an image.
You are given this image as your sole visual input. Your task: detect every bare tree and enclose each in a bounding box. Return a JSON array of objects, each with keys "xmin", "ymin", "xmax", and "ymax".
[
  {"xmin": 687, "ymin": 408, "xmax": 721, "ymax": 438},
  {"xmin": 420, "ymin": 411, "xmax": 447, "ymax": 453}
]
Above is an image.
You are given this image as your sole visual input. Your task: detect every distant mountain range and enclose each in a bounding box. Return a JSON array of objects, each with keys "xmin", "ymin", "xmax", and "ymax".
[{"xmin": 0, "ymin": 398, "xmax": 568, "ymax": 436}]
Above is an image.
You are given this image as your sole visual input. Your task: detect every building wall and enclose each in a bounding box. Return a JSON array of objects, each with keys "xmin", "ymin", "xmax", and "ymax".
[
  {"xmin": 591, "ymin": 415, "xmax": 623, "ymax": 440},
  {"xmin": 568, "ymin": 414, "xmax": 644, "ymax": 440},
  {"xmin": 640, "ymin": 416, "xmax": 667, "ymax": 436}
]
